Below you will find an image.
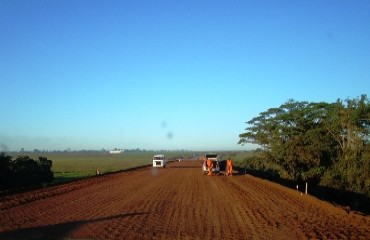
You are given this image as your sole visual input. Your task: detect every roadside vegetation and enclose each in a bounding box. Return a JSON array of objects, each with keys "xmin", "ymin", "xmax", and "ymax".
[
  {"xmin": 0, "ymin": 151, "xmax": 189, "ymax": 189},
  {"xmin": 0, "ymin": 154, "xmax": 53, "ymax": 190},
  {"xmin": 238, "ymin": 94, "xmax": 370, "ymax": 212}
]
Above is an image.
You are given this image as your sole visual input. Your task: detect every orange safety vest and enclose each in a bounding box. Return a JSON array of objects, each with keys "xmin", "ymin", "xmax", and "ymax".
[{"xmin": 227, "ymin": 159, "xmax": 232, "ymax": 167}]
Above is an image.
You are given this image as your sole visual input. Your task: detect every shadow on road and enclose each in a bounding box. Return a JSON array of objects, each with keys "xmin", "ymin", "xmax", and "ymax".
[{"xmin": 0, "ymin": 212, "xmax": 147, "ymax": 240}]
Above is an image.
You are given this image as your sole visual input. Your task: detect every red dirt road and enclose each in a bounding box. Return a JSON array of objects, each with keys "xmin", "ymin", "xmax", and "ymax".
[{"xmin": 0, "ymin": 160, "xmax": 369, "ymax": 240}]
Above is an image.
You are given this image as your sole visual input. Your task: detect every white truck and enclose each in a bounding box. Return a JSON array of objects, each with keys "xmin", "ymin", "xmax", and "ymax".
[{"xmin": 152, "ymin": 154, "xmax": 166, "ymax": 168}]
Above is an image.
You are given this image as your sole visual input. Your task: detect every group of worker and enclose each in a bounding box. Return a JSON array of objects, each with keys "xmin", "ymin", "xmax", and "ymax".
[{"xmin": 206, "ymin": 158, "xmax": 233, "ymax": 176}]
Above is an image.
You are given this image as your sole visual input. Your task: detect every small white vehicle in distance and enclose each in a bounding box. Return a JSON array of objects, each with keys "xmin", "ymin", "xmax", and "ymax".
[{"xmin": 152, "ymin": 154, "xmax": 166, "ymax": 168}]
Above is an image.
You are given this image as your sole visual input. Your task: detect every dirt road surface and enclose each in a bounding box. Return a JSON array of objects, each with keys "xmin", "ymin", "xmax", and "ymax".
[{"xmin": 0, "ymin": 160, "xmax": 369, "ymax": 240}]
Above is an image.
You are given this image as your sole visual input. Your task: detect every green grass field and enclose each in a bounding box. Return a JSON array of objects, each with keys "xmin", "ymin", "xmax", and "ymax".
[
  {"xmin": 10, "ymin": 151, "xmax": 188, "ymax": 183},
  {"xmin": 9, "ymin": 151, "xmax": 255, "ymax": 183}
]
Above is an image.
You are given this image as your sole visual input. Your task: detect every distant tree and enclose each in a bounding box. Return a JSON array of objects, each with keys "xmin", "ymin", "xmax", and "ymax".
[
  {"xmin": 0, "ymin": 154, "xmax": 54, "ymax": 189},
  {"xmin": 0, "ymin": 152, "xmax": 12, "ymax": 188},
  {"xmin": 37, "ymin": 157, "xmax": 54, "ymax": 183},
  {"xmin": 12, "ymin": 156, "xmax": 41, "ymax": 186}
]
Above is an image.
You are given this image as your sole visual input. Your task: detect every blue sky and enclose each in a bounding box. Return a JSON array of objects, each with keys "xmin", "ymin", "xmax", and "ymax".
[{"xmin": 1, "ymin": 0, "xmax": 369, "ymax": 152}]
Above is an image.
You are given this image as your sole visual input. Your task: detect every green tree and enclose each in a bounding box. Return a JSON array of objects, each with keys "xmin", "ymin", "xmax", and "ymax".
[
  {"xmin": 320, "ymin": 95, "xmax": 370, "ymax": 195},
  {"xmin": 239, "ymin": 95, "xmax": 369, "ymax": 191},
  {"xmin": 0, "ymin": 152, "xmax": 13, "ymax": 188},
  {"xmin": 322, "ymin": 95, "xmax": 370, "ymax": 160},
  {"xmin": 239, "ymin": 100, "xmax": 335, "ymax": 181},
  {"xmin": 0, "ymin": 154, "xmax": 54, "ymax": 188}
]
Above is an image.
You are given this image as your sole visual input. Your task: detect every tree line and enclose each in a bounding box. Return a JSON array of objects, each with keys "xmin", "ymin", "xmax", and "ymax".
[
  {"xmin": 0, "ymin": 153, "xmax": 54, "ymax": 190},
  {"xmin": 238, "ymin": 94, "xmax": 370, "ymax": 198}
]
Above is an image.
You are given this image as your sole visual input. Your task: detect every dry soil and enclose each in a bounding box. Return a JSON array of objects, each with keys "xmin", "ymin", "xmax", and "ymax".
[{"xmin": 0, "ymin": 160, "xmax": 369, "ymax": 240}]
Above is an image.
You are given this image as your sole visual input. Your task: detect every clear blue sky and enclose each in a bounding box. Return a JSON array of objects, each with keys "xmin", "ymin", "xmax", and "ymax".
[{"xmin": 1, "ymin": 0, "xmax": 369, "ymax": 152}]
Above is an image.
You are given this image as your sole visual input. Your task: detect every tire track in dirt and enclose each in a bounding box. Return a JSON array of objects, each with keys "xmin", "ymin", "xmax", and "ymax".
[
  {"xmin": 0, "ymin": 160, "xmax": 369, "ymax": 240},
  {"xmin": 219, "ymin": 174, "xmax": 370, "ymax": 239}
]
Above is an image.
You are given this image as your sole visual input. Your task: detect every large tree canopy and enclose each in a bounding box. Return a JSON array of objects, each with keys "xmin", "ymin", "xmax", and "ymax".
[
  {"xmin": 322, "ymin": 95, "xmax": 370, "ymax": 158},
  {"xmin": 239, "ymin": 95, "xmax": 370, "ymax": 182}
]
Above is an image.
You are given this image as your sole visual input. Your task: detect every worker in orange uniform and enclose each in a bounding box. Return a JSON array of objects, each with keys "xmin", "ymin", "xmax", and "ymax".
[
  {"xmin": 207, "ymin": 159, "xmax": 213, "ymax": 176},
  {"xmin": 226, "ymin": 158, "xmax": 233, "ymax": 176}
]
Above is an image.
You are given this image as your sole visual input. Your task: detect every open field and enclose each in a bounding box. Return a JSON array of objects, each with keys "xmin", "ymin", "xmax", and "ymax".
[
  {"xmin": 8, "ymin": 151, "xmax": 253, "ymax": 183},
  {"xmin": 0, "ymin": 159, "xmax": 369, "ymax": 240},
  {"xmin": 9, "ymin": 151, "xmax": 191, "ymax": 183}
]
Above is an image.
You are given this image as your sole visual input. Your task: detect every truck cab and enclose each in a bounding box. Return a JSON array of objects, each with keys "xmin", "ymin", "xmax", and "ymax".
[{"xmin": 152, "ymin": 154, "xmax": 166, "ymax": 168}]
